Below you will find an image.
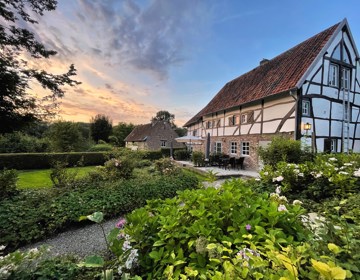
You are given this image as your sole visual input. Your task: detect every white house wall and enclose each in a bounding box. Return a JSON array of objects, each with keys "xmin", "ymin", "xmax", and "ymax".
[{"xmin": 301, "ymin": 25, "xmax": 360, "ymax": 153}]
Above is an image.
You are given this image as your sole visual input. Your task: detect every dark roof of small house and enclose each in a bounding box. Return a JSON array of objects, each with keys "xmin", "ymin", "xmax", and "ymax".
[
  {"xmin": 124, "ymin": 121, "xmax": 180, "ymax": 143},
  {"xmin": 184, "ymin": 21, "xmax": 342, "ymax": 127},
  {"xmin": 124, "ymin": 123, "xmax": 153, "ymax": 142}
]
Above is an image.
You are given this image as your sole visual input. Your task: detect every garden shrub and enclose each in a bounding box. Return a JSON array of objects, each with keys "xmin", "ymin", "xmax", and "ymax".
[
  {"xmin": 0, "ymin": 171, "xmax": 199, "ymax": 251},
  {"xmin": 154, "ymin": 158, "xmax": 180, "ymax": 176},
  {"xmin": 258, "ymin": 136, "xmax": 313, "ymax": 166},
  {"xmin": 259, "ymin": 153, "xmax": 360, "ymax": 201},
  {"xmin": 111, "ymin": 179, "xmax": 354, "ymax": 279},
  {"xmin": 0, "ymin": 246, "xmax": 94, "ymax": 279},
  {"xmin": 174, "ymin": 149, "xmax": 190, "ymax": 160},
  {"xmin": 191, "ymin": 151, "xmax": 205, "ymax": 166},
  {"xmin": 0, "ymin": 169, "xmax": 18, "ymax": 199},
  {"xmin": 50, "ymin": 161, "xmax": 80, "ymax": 188}
]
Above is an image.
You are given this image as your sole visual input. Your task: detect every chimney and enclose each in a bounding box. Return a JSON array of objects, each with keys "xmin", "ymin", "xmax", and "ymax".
[{"xmin": 260, "ymin": 58, "xmax": 269, "ymax": 66}]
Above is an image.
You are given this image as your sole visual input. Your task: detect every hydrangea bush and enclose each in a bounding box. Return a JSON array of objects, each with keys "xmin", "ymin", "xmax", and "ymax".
[
  {"xmin": 109, "ymin": 179, "xmax": 353, "ymax": 279},
  {"xmin": 259, "ymin": 153, "xmax": 360, "ymax": 200}
]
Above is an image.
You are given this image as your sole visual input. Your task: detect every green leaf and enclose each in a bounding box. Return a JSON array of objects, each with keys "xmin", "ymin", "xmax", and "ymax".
[
  {"xmin": 328, "ymin": 243, "xmax": 341, "ymax": 254},
  {"xmin": 173, "ymin": 260, "xmax": 186, "ymax": 266},
  {"xmin": 206, "ymin": 243, "xmax": 217, "ymax": 250},
  {"xmin": 86, "ymin": 212, "xmax": 104, "ymax": 223},
  {"xmin": 79, "ymin": 255, "xmax": 104, "ymax": 268},
  {"xmin": 153, "ymin": 240, "xmax": 166, "ymax": 246}
]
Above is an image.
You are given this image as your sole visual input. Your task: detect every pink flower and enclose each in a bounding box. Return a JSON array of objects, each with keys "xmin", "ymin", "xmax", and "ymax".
[
  {"xmin": 116, "ymin": 218, "xmax": 126, "ymax": 228},
  {"xmin": 245, "ymin": 224, "xmax": 251, "ymax": 231}
]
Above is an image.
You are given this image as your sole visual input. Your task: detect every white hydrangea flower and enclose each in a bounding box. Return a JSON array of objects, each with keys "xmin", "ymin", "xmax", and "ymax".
[
  {"xmin": 353, "ymin": 169, "xmax": 360, "ymax": 177},
  {"xmin": 298, "ymin": 173, "xmax": 304, "ymax": 177},
  {"xmin": 278, "ymin": 204, "xmax": 287, "ymax": 212},
  {"xmin": 339, "ymin": 171, "xmax": 349, "ymax": 175},
  {"xmin": 344, "ymin": 163, "xmax": 352, "ymax": 166},
  {"xmin": 275, "ymin": 185, "xmax": 281, "ymax": 194},
  {"xmin": 329, "ymin": 157, "xmax": 337, "ymax": 161},
  {"xmin": 293, "ymin": 200, "xmax": 303, "ymax": 205}
]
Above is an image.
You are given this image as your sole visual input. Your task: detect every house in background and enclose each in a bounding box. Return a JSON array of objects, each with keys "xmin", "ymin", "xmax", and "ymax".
[
  {"xmin": 184, "ymin": 19, "xmax": 360, "ymax": 169},
  {"xmin": 125, "ymin": 121, "xmax": 185, "ymax": 151}
]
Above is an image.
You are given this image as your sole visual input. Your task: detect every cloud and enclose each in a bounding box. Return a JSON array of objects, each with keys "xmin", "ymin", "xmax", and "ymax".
[{"xmin": 74, "ymin": 0, "xmax": 211, "ymax": 79}]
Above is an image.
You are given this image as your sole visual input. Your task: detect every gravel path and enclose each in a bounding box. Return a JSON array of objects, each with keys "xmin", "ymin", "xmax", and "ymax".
[{"xmin": 21, "ymin": 217, "xmax": 121, "ymax": 259}]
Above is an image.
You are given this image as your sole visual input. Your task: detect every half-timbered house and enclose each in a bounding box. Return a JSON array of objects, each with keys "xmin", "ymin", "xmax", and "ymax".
[{"xmin": 184, "ymin": 19, "xmax": 360, "ymax": 169}]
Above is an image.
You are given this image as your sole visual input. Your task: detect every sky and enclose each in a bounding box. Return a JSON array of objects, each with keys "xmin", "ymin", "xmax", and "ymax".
[{"xmin": 23, "ymin": 0, "xmax": 360, "ymax": 127}]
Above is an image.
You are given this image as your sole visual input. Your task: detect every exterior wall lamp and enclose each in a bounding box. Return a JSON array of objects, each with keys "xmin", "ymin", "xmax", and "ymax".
[
  {"xmin": 302, "ymin": 122, "xmax": 312, "ymax": 138},
  {"xmin": 304, "ymin": 122, "xmax": 311, "ymax": 131}
]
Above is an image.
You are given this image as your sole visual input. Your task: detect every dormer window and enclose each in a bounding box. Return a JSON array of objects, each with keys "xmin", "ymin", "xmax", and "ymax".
[{"xmin": 329, "ymin": 64, "xmax": 339, "ymax": 87}]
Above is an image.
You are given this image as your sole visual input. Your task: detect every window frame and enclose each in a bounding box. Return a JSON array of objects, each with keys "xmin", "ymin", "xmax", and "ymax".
[
  {"xmin": 328, "ymin": 63, "xmax": 339, "ymax": 87},
  {"xmin": 230, "ymin": 141, "xmax": 237, "ymax": 155},
  {"xmin": 330, "ymin": 139, "xmax": 337, "ymax": 153},
  {"xmin": 241, "ymin": 141, "xmax": 250, "ymax": 156},
  {"xmin": 341, "ymin": 68, "xmax": 351, "ymax": 90},
  {"xmin": 214, "ymin": 142, "xmax": 222, "ymax": 154},
  {"xmin": 161, "ymin": 140, "xmax": 167, "ymax": 147},
  {"xmin": 302, "ymin": 100, "xmax": 311, "ymax": 116}
]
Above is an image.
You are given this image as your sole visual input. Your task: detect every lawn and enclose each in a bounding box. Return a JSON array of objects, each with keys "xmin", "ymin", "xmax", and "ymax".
[{"xmin": 17, "ymin": 166, "xmax": 96, "ymax": 189}]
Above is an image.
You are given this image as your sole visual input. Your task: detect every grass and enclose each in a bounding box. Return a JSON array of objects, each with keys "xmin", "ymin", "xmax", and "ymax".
[{"xmin": 17, "ymin": 166, "xmax": 96, "ymax": 189}]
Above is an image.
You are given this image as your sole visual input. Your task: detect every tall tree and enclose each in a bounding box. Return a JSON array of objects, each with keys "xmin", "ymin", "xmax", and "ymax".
[
  {"xmin": 151, "ymin": 110, "xmax": 175, "ymax": 126},
  {"xmin": 112, "ymin": 122, "xmax": 135, "ymax": 147},
  {"xmin": 0, "ymin": 0, "xmax": 80, "ymax": 133},
  {"xmin": 46, "ymin": 121, "xmax": 84, "ymax": 152},
  {"xmin": 90, "ymin": 114, "xmax": 112, "ymax": 143}
]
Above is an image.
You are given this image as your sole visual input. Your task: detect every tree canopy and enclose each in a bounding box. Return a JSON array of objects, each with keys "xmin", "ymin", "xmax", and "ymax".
[
  {"xmin": 151, "ymin": 110, "xmax": 175, "ymax": 125},
  {"xmin": 90, "ymin": 114, "xmax": 113, "ymax": 143},
  {"xmin": 0, "ymin": 0, "xmax": 80, "ymax": 133}
]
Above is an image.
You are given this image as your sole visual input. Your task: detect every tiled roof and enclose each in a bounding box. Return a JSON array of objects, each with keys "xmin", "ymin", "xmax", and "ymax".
[
  {"xmin": 124, "ymin": 123, "xmax": 153, "ymax": 142},
  {"xmin": 184, "ymin": 21, "xmax": 341, "ymax": 127}
]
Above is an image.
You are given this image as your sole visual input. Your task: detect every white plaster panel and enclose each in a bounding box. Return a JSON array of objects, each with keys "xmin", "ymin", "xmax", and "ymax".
[
  {"xmin": 263, "ymin": 103, "xmax": 294, "ymax": 121},
  {"xmin": 224, "ymin": 127, "xmax": 237, "ymax": 136},
  {"xmin": 331, "ymin": 102, "xmax": 344, "ymax": 120},
  {"xmin": 331, "ymin": 121, "xmax": 343, "ymax": 137},
  {"xmin": 311, "ymin": 68, "xmax": 322, "ymax": 84},
  {"xmin": 254, "ymin": 110, "xmax": 261, "ymax": 120},
  {"xmin": 249, "ymin": 123, "xmax": 261, "ymax": 134},
  {"xmin": 279, "ymin": 119, "xmax": 295, "ymax": 132},
  {"xmin": 240, "ymin": 125, "xmax": 251, "ymax": 135},
  {"xmin": 262, "ymin": 120, "xmax": 281, "ymax": 133},
  {"xmin": 323, "ymin": 87, "xmax": 338, "ymax": 99},
  {"xmin": 343, "ymin": 34, "xmax": 356, "ymax": 61},
  {"xmin": 307, "ymin": 84, "xmax": 320, "ymax": 95},
  {"xmin": 353, "ymin": 140, "xmax": 360, "ymax": 152},
  {"xmin": 312, "ymin": 98, "xmax": 330, "ymax": 118},
  {"xmin": 354, "ymin": 93, "xmax": 360, "ymax": 106},
  {"xmin": 314, "ymin": 119, "xmax": 329, "ymax": 136},
  {"xmin": 316, "ymin": 138, "xmax": 324, "ymax": 152}
]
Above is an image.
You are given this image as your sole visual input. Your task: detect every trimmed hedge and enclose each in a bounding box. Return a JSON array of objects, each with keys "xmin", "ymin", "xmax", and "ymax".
[
  {"xmin": 0, "ymin": 149, "xmax": 174, "ymax": 170},
  {"xmin": 0, "ymin": 171, "xmax": 199, "ymax": 251},
  {"xmin": 0, "ymin": 152, "xmax": 109, "ymax": 170}
]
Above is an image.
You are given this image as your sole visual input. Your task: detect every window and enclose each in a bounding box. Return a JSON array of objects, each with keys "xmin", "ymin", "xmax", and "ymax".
[
  {"xmin": 228, "ymin": 115, "xmax": 236, "ymax": 126},
  {"xmin": 241, "ymin": 114, "xmax": 248, "ymax": 124},
  {"xmin": 214, "ymin": 142, "xmax": 222, "ymax": 154},
  {"xmin": 302, "ymin": 100, "xmax": 311, "ymax": 116},
  {"xmin": 341, "ymin": 68, "xmax": 351, "ymax": 90},
  {"xmin": 329, "ymin": 64, "xmax": 339, "ymax": 87},
  {"xmin": 331, "ymin": 139, "xmax": 337, "ymax": 153},
  {"xmin": 161, "ymin": 140, "xmax": 166, "ymax": 147},
  {"xmin": 344, "ymin": 103, "xmax": 351, "ymax": 121},
  {"xmin": 192, "ymin": 129, "xmax": 197, "ymax": 136},
  {"xmin": 241, "ymin": 142, "xmax": 250, "ymax": 156},
  {"xmin": 206, "ymin": 121, "xmax": 212, "ymax": 129},
  {"xmin": 230, "ymin": 142, "xmax": 237, "ymax": 154}
]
